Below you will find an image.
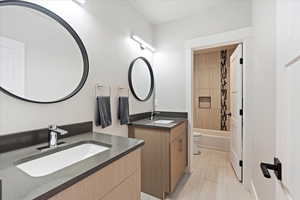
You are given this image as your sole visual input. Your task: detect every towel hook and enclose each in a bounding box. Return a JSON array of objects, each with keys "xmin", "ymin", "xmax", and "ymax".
[{"xmin": 95, "ymin": 84, "xmax": 111, "ymax": 97}]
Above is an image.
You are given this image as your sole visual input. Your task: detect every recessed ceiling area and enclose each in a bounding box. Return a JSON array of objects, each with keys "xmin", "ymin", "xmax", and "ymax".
[{"xmin": 128, "ymin": 0, "xmax": 250, "ymax": 24}]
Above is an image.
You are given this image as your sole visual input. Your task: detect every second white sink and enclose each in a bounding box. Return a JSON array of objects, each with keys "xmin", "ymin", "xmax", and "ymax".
[
  {"xmin": 17, "ymin": 143, "xmax": 109, "ymax": 177},
  {"xmin": 153, "ymin": 120, "xmax": 175, "ymax": 124}
]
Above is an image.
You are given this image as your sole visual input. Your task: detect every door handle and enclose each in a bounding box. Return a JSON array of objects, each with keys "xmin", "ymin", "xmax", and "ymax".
[
  {"xmin": 226, "ymin": 113, "xmax": 232, "ymax": 117},
  {"xmin": 260, "ymin": 157, "xmax": 282, "ymax": 181}
]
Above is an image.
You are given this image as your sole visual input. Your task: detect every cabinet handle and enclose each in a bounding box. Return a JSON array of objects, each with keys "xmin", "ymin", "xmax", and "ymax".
[{"xmin": 178, "ymin": 139, "xmax": 183, "ymax": 152}]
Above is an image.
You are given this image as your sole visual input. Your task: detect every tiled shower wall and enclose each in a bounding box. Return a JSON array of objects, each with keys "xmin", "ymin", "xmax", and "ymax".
[{"xmin": 193, "ymin": 48, "xmax": 233, "ymax": 130}]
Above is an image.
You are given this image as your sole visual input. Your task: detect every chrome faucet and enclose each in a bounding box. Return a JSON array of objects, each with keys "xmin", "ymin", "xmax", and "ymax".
[
  {"xmin": 150, "ymin": 111, "xmax": 160, "ymax": 121},
  {"xmin": 48, "ymin": 125, "xmax": 68, "ymax": 148}
]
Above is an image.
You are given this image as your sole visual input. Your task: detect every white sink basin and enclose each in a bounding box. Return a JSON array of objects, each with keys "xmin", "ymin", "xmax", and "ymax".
[
  {"xmin": 153, "ymin": 120, "xmax": 175, "ymax": 124},
  {"xmin": 17, "ymin": 143, "xmax": 109, "ymax": 177}
]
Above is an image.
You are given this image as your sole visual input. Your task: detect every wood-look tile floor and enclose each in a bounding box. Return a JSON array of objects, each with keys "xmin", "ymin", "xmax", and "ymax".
[{"xmin": 141, "ymin": 148, "xmax": 254, "ymax": 200}]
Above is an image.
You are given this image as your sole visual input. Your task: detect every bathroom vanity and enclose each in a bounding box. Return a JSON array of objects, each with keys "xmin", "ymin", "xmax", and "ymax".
[
  {"xmin": 128, "ymin": 116, "xmax": 188, "ymax": 200},
  {"xmin": 0, "ymin": 122, "xmax": 144, "ymax": 200},
  {"xmin": 49, "ymin": 147, "xmax": 141, "ymax": 200}
]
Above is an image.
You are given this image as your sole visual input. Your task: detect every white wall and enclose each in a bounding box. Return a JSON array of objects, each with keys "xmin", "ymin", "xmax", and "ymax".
[
  {"xmin": 251, "ymin": 0, "xmax": 276, "ymax": 199},
  {"xmin": 0, "ymin": 0, "xmax": 154, "ymax": 136},
  {"xmin": 153, "ymin": 1, "xmax": 252, "ymax": 112}
]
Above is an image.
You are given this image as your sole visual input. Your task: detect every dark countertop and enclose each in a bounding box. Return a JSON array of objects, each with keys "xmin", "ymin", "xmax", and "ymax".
[
  {"xmin": 129, "ymin": 117, "xmax": 187, "ymax": 129},
  {"xmin": 0, "ymin": 132, "xmax": 144, "ymax": 200}
]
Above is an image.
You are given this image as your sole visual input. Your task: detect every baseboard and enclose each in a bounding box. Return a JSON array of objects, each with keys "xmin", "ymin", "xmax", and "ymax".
[{"xmin": 251, "ymin": 181, "xmax": 259, "ymax": 200}]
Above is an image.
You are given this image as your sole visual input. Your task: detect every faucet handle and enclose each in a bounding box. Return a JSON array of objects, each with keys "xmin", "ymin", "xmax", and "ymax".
[
  {"xmin": 48, "ymin": 125, "xmax": 68, "ymax": 135},
  {"xmin": 48, "ymin": 124, "xmax": 57, "ymax": 131},
  {"xmin": 56, "ymin": 128, "xmax": 68, "ymax": 136}
]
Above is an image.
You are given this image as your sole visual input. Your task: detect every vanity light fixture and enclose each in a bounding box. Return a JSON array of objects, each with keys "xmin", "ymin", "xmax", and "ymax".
[
  {"xmin": 73, "ymin": 0, "xmax": 86, "ymax": 5},
  {"xmin": 131, "ymin": 35, "xmax": 156, "ymax": 52}
]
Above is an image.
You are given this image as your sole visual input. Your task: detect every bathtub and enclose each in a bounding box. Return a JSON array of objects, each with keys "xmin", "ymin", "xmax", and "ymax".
[{"xmin": 193, "ymin": 128, "xmax": 230, "ymax": 152}]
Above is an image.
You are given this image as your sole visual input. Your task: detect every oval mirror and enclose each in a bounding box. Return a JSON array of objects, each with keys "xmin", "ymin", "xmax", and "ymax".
[
  {"xmin": 0, "ymin": 1, "xmax": 89, "ymax": 103},
  {"xmin": 128, "ymin": 57, "xmax": 154, "ymax": 101}
]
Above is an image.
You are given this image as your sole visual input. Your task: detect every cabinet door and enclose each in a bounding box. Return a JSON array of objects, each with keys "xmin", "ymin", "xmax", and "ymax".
[
  {"xmin": 132, "ymin": 127, "xmax": 169, "ymax": 199},
  {"xmin": 49, "ymin": 149, "xmax": 141, "ymax": 200},
  {"xmin": 101, "ymin": 171, "xmax": 140, "ymax": 200},
  {"xmin": 170, "ymin": 125, "xmax": 187, "ymax": 192}
]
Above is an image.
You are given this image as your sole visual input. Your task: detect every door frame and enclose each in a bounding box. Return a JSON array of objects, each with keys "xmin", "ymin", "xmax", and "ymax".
[{"xmin": 185, "ymin": 27, "xmax": 252, "ymax": 191}]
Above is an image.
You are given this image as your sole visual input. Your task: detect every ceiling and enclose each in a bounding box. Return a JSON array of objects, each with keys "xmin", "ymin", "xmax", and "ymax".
[{"xmin": 128, "ymin": 0, "xmax": 248, "ymax": 25}]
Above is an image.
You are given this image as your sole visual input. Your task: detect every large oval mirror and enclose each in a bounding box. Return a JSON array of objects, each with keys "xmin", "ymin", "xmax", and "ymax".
[
  {"xmin": 0, "ymin": 1, "xmax": 89, "ymax": 103},
  {"xmin": 128, "ymin": 57, "xmax": 154, "ymax": 101}
]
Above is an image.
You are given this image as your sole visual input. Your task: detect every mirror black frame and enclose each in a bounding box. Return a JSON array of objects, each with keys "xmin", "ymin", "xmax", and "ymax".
[
  {"xmin": 0, "ymin": 0, "xmax": 89, "ymax": 104},
  {"xmin": 128, "ymin": 57, "xmax": 154, "ymax": 102}
]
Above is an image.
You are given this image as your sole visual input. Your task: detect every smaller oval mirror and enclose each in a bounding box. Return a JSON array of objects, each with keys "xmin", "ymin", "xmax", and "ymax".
[{"xmin": 128, "ymin": 57, "xmax": 154, "ymax": 101}]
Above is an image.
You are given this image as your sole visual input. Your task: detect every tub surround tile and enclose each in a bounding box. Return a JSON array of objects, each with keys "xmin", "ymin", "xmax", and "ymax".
[{"xmin": 193, "ymin": 49, "xmax": 233, "ymax": 130}]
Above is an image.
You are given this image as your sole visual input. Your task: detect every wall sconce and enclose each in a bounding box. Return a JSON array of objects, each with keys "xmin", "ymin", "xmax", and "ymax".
[
  {"xmin": 72, "ymin": 0, "xmax": 86, "ymax": 5},
  {"xmin": 131, "ymin": 34, "xmax": 156, "ymax": 53}
]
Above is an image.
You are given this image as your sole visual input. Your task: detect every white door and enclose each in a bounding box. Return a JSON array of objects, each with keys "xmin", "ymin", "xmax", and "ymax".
[
  {"xmin": 229, "ymin": 44, "xmax": 243, "ymax": 181},
  {"xmin": 276, "ymin": 1, "xmax": 300, "ymax": 199}
]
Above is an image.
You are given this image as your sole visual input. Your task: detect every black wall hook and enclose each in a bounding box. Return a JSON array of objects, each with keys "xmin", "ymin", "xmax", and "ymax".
[{"xmin": 260, "ymin": 157, "xmax": 282, "ymax": 181}]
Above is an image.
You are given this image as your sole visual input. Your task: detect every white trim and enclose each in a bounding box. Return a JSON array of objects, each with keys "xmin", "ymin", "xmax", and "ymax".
[
  {"xmin": 251, "ymin": 181, "xmax": 259, "ymax": 200},
  {"xmin": 185, "ymin": 47, "xmax": 193, "ymax": 173},
  {"xmin": 185, "ymin": 27, "xmax": 252, "ymax": 50},
  {"xmin": 185, "ymin": 27, "xmax": 252, "ymax": 189}
]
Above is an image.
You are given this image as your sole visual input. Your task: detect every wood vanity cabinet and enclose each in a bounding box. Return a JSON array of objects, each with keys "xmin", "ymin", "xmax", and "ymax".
[
  {"xmin": 128, "ymin": 121, "xmax": 187, "ymax": 200},
  {"xmin": 49, "ymin": 149, "xmax": 141, "ymax": 200}
]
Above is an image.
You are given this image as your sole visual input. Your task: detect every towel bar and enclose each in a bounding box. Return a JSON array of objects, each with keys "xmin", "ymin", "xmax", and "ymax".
[
  {"xmin": 118, "ymin": 87, "xmax": 129, "ymax": 97},
  {"xmin": 95, "ymin": 84, "xmax": 111, "ymax": 97}
]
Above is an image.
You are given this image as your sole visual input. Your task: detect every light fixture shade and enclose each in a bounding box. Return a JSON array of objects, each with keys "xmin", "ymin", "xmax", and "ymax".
[{"xmin": 131, "ymin": 35, "xmax": 156, "ymax": 52}]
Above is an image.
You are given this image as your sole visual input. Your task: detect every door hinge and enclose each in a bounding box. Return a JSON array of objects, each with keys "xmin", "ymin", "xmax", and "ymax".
[
  {"xmin": 239, "ymin": 160, "xmax": 243, "ymax": 167},
  {"xmin": 240, "ymin": 58, "xmax": 244, "ymax": 64},
  {"xmin": 239, "ymin": 109, "xmax": 243, "ymax": 116}
]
